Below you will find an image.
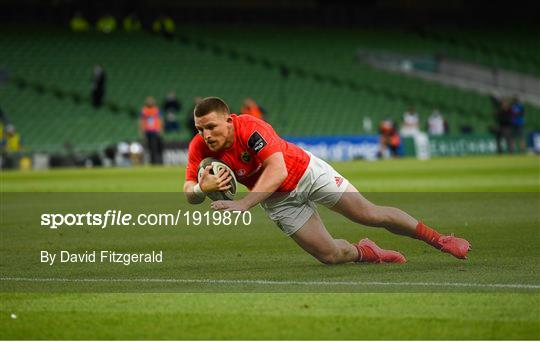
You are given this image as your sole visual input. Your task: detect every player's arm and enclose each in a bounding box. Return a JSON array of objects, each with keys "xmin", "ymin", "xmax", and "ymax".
[
  {"xmin": 211, "ymin": 152, "xmax": 287, "ymax": 211},
  {"xmin": 184, "ymin": 139, "xmax": 206, "ymax": 204},
  {"xmin": 239, "ymin": 152, "xmax": 287, "ymax": 209},
  {"xmin": 212, "ymin": 120, "xmax": 287, "ymax": 211},
  {"xmin": 183, "ymin": 180, "xmax": 206, "ymax": 204},
  {"xmin": 184, "ymin": 137, "xmax": 230, "ymax": 205}
]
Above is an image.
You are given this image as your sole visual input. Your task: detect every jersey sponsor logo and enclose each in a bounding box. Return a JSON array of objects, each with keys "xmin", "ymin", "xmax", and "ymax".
[
  {"xmin": 240, "ymin": 151, "xmax": 251, "ymax": 163},
  {"xmin": 334, "ymin": 176, "xmax": 344, "ymax": 187},
  {"xmin": 247, "ymin": 131, "xmax": 267, "ymax": 154}
]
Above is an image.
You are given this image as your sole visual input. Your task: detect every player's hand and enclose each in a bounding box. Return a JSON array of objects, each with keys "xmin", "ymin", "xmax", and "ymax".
[
  {"xmin": 199, "ymin": 165, "xmax": 232, "ymax": 193},
  {"xmin": 211, "ymin": 200, "xmax": 249, "ymax": 212}
]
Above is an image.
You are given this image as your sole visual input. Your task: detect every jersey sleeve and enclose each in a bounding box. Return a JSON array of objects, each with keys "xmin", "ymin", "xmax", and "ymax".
[
  {"xmin": 185, "ymin": 137, "xmax": 205, "ymax": 182},
  {"xmin": 241, "ymin": 118, "xmax": 282, "ymax": 161}
]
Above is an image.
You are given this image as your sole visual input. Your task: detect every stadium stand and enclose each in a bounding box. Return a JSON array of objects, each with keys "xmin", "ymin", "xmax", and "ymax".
[
  {"xmin": 413, "ymin": 28, "xmax": 540, "ymax": 77},
  {"xmin": 1, "ymin": 25, "xmax": 539, "ymax": 153},
  {"xmin": 1, "ymin": 82, "xmax": 138, "ymax": 153}
]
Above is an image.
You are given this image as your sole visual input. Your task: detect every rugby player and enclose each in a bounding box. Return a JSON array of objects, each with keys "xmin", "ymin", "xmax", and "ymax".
[{"xmin": 183, "ymin": 97, "xmax": 471, "ymax": 264}]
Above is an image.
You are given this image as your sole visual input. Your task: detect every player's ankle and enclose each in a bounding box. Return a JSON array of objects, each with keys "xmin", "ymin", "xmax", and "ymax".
[
  {"xmin": 415, "ymin": 221, "xmax": 442, "ymax": 248},
  {"xmin": 355, "ymin": 244, "xmax": 378, "ymax": 262},
  {"xmin": 354, "ymin": 243, "xmax": 363, "ymax": 262}
]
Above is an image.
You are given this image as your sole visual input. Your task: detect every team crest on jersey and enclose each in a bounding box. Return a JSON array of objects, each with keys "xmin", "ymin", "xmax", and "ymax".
[
  {"xmin": 240, "ymin": 151, "xmax": 251, "ymax": 163},
  {"xmin": 334, "ymin": 176, "xmax": 344, "ymax": 187}
]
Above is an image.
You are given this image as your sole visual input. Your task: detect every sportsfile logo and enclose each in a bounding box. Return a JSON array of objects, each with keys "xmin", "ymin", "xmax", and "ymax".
[
  {"xmin": 40, "ymin": 210, "xmax": 169, "ymax": 229},
  {"xmin": 40, "ymin": 210, "xmax": 252, "ymax": 229}
]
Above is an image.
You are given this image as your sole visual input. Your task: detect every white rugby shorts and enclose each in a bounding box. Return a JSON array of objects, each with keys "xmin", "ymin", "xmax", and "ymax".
[{"xmin": 260, "ymin": 153, "xmax": 349, "ymax": 236}]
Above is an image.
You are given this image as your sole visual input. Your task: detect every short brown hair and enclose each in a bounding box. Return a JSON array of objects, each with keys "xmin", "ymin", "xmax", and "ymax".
[{"xmin": 194, "ymin": 97, "xmax": 230, "ymax": 117}]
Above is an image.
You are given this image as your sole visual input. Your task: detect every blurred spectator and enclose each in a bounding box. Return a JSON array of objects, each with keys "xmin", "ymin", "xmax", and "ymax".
[
  {"xmin": 164, "ymin": 112, "xmax": 179, "ymax": 133},
  {"xmin": 400, "ymin": 106, "xmax": 420, "ymax": 137},
  {"xmin": 123, "ymin": 13, "xmax": 142, "ymax": 32},
  {"xmin": 1, "ymin": 124, "xmax": 23, "ymax": 169},
  {"xmin": 162, "ymin": 91, "xmax": 181, "ymax": 133},
  {"xmin": 163, "ymin": 16, "xmax": 176, "ymax": 36},
  {"xmin": 362, "ymin": 116, "xmax": 373, "ymax": 133},
  {"xmin": 96, "ymin": 14, "xmax": 117, "ymax": 34},
  {"xmin": 511, "ymin": 96, "xmax": 526, "ymax": 152},
  {"xmin": 493, "ymin": 99, "xmax": 514, "ymax": 154},
  {"xmin": 241, "ymin": 97, "xmax": 266, "ymax": 120},
  {"xmin": 187, "ymin": 97, "xmax": 203, "ymax": 137},
  {"xmin": 104, "ymin": 144, "xmax": 117, "ymax": 166},
  {"xmin": 70, "ymin": 12, "xmax": 90, "ymax": 32},
  {"xmin": 427, "ymin": 108, "xmax": 447, "ymax": 136},
  {"xmin": 163, "ymin": 91, "xmax": 181, "ymax": 113},
  {"xmin": 489, "ymin": 93, "xmax": 502, "ymax": 109},
  {"xmin": 139, "ymin": 96, "xmax": 163, "ymax": 164},
  {"xmin": 2, "ymin": 124, "xmax": 22, "ymax": 153},
  {"xmin": 152, "ymin": 15, "xmax": 175, "ymax": 38},
  {"xmin": 91, "ymin": 64, "xmax": 106, "ymax": 108},
  {"xmin": 377, "ymin": 118, "xmax": 401, "ymax": 159}
]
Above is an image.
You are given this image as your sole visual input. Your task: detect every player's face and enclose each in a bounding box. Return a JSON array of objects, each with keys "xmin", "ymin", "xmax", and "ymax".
[{"xmin": 194, "ymin": 111, "xmax": 234, "ymax": 151}]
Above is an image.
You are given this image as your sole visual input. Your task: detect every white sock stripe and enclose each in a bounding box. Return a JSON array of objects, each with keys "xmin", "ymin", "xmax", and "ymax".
[{"xmin": 1, "ymin": 277, "xmax": 539, "ymax": 289}]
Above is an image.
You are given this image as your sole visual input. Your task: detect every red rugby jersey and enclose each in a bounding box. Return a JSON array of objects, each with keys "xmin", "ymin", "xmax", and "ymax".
[{"xmin": 185, "ymin": 114, "xmax": 310, "ymax": 192}]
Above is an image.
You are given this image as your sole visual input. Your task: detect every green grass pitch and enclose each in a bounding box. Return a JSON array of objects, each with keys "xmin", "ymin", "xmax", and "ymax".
[{"xmin": 1, "ymin": 155, "xmax": 539, "ymax": 339}]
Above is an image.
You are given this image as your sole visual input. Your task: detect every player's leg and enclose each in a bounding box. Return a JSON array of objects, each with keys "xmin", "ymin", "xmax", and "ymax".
[
  {"xmin": 290, "ymin": 210, "xmax": 406, "ymax": 264},
  {"xmin": 330, "ymin": 183, "xmax": 471, "ymax": 259},
  {"xmin": 304, "ymin": 154, "xmax": 468, "ymax": 260},
  {"xmin": 290, "ymin": 211, "xmax": 357, "ymax": 265},
  {"xmin": 330, "ymin": 184, "xmax": 418, "ymax": 237}
]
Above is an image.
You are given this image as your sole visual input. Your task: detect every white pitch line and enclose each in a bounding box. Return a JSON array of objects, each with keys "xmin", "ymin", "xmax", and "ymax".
[{"xmin": 1, "ymin": 277, "xmax": 539, "ymax": 289}]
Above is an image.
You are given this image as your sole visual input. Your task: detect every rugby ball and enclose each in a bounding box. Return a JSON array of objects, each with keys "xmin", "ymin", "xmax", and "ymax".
[{"xmin": 197, "ymin": 157, "xmax": 237, "ymax": 200}]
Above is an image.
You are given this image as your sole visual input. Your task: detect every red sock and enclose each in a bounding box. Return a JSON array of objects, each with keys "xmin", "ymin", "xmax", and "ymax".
[
  {"xmin": 415, "ymin": 221, "xmax": 442, "ymax": 249},
  {"xmin": 354, "ymin": 244, "xmax": 378, "ymax": 262}
]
